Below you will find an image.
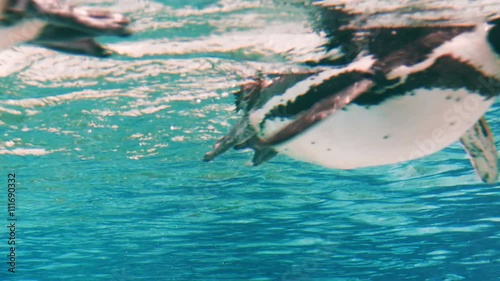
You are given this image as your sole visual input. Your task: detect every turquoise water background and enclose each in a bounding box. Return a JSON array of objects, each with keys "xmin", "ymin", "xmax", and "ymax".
[{"xmin": 1, "ymin": 0, "xmax": 499, "ymax": 280}]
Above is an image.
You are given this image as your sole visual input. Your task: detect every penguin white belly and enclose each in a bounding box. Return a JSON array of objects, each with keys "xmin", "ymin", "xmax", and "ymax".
[
  {"xmin": 0, "ymin": 19, "xmax": 46, "ymax": 50},
  {"xmin": 273, "ymin": 88, "xmax": 495, "ymax": 169}
]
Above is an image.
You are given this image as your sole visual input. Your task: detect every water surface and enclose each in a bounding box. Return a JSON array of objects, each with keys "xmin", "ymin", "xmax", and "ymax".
[{"xmin": 0, "ymin": 1, "xmax": 499, "ymax": 280}]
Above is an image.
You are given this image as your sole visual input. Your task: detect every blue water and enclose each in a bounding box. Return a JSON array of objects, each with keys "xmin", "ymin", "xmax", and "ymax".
[{"xmin": 1, "ymin": 1, "xmax": 499, "ymax": 280}]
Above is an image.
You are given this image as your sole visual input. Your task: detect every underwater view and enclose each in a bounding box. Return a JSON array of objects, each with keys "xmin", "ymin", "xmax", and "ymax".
[{"xmin": 0, "ymin": 0, "xmax": 499, "ymax": 280}]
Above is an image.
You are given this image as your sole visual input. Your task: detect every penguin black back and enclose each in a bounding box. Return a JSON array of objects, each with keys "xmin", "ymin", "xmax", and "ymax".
[{"xmin": 488, "ymin": 17, "xmax": 500, "ymax": 55}]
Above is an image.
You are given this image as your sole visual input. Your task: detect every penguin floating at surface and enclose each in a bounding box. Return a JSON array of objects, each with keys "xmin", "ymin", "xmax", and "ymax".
[
  {"xmin": 0, "ymin": 0, "xmax": 131, "ymax": 57},
  {"xmin": 204, "ymin": 0, "xmax": 500, "ymax": 183}
]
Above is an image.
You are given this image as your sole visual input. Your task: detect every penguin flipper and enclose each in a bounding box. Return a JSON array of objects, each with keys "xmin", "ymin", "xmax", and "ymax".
[
  {"xmin": 260, "ymin": 79, "xmax": 374, "ymax": 146},
  {"xmin": 460, "ymin": 117, "xmax": 498, "ymax": 184},
  {"xmin": 35, "ymin": 38, "xmax": 111, "ymax": 57}
]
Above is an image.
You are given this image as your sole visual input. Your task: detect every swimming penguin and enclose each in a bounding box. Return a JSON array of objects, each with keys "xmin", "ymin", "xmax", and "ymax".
[
  {"xmin": 0, "ymin": 0, "xmax": 131, "ymax": 57},
  {"xmin": 204, "ymin": 1, "xmax": 500, "ymax": 183}
]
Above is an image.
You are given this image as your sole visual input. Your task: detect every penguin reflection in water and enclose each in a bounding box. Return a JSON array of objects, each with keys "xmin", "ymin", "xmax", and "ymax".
[
  {"xmin": 204, "ymin": 1, "xmax": 500, "ymax": 183},
  {"xmin": 0, "ymin": 0, "xmax": 131, "ymax": 56}
]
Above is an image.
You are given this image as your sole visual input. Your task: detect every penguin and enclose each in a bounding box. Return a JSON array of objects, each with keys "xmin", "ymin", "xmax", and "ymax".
[
  {"xmin": 204, "ymin": 1, "xmax": 500, "ymax": 183},
  {"xmin": 0, "ymin": 0, "xmax": 131, "ymax": 57}
]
